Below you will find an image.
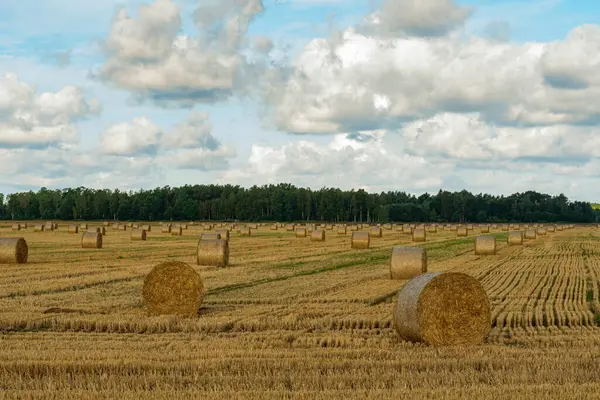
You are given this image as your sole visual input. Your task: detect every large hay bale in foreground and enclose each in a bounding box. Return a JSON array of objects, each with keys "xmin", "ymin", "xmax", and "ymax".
[
  {"xmin": 457, "ymin": 227, "xmax": 468, "ymax": 237},
  {"xmin": 11, "ymin": 224, "xmax": 20, "ymax": 231},
  {"xmin": 215, "ymin": 229, "xmax": 230, "ymax": 241},
  {"xmin": 131, "ymin": 229, "xmax": 147, "ymax": 241},
  {"xmin": 475, "ymin": 236, "xmax": 496, "ymax": 255},
  {"xmin": 197, "ymin": 239, "xmax": 229, "ymax": 267},
  {"xmin": 201, "ymin": 232, "xmax": 221, "ymax": 240},
  {"xmin": 524, "ymin": 229, "xmax": 537, "ymax": 240},
  {"xmin": 390, "ymin": 247, "xmax": 427, "ymax": 280},
  {"xmin": 81, "ymin": 232, "xmax": 102, "ymax": 249},
  {"xmin": 370, "ymin": 226, "xmax": 382, "ymax": 238},
  {"xmin": 295, "ymin": 228, "xmax": 307, "ymax": 238},
  {"xmin": 412, "ymin": 229, "xmax": 426, "ymax": 243},
  {"xmin": 311, "ymin": 229, "xmax": 325, "ymax": 242},
  {"xmin": 161, "ymin": 224, "xmax": 172, "ymax": 234},
  {"xmin": 142, "ymin": 261, "xmax": 204, "ymax": 317},
  {"xmin": 0, "ymin": 238, "xmax": 28, "ymax": 263},
  {"xmin": 34, "ymin": 224, "xmax": 44, "ymax": 232},
  {"xmin": 68, "ymin": 225, "xmax": 79, "ymax": 234},
  {"xmin": 393, "ymin": 272, "xmax": 491, "ymax": 346},
  {"xmin": 507, "ymin": 231, "xmax": 523, "ymax": 245},
  {"xmin": 96, "ymin": 227, "xmax": 106, "ymax": 236},
  {"xmin": 351, "ymin": 231, "xmax": 370, "ymax": 249}
]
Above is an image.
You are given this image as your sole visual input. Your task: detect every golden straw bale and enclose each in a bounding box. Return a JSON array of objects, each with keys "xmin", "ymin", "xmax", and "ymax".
[
  {"xmin": 215, "ymin": 229, "xmax": 230, "ymax": 241},
  {"xmin": 396, "ymin": 224, "xmax": 404, "ymax": 231},
  {"xmin": 131, "ymin": 229, "xmax": 147, "ymax": 241},
  {"xmin": 142, "ymin": 261, "xmax": 204, "ymax": 317},
  {"xmin": 19, "ymin": 223, "xmax": 27, "ymax": 229},
  {"xmin": 311, "ymin": 229, "xmax": 326, "ymax": 242},
  {"xmin": 11, "ymin": 224, "xmax": 20, "ymax": 231},
  {"xmin": 325, "ymin": 224, "xmax": 333, "ymax": 230},
  {"xmin": 393, "ymin": 272, "xmax": 491, "ymax": 346},
  {"xmin": 286, "ymin": 224, "xmax": 295, "ymax": 232},
  {"xmin": 127, "ymin": 223, "xmax": 133, "ymax": 228},
  {"xmin": 295, "ymin": 228, "xmax": 307, "ymax": 238},
  {"xmin": 240, "ymin": 227, "xmax": 252, "ymax": 236},
  {"xmin": 351, "ymin": 231, "xmax": 370, "ymax": 249},
  {"xmin": 547, "ymin": 226, "xmax": 556, "ymax": 233},
  {"xmin": 81, "ymin": 232, "xmax": 102, "ymax": 249},
  {"xmin": 456, "ymin": 227, "xmax": 468, "ymax": 237},
  {"xmin": 119, "ymin": 224, "xmax": 127, "ymax": 231},
  {"xmin": 370, "ymin": 226, "xmax": 382, "ymax": 238},
  {"xmin": 132, "ymin": 224, "xmax": 139, "ymax": 229},
  {"xmin": 412, "ymin": 229, "xmax": 426, "ymax": 243},
  {"xmin": 337, "ymin": 226, "xmax": 347, "ymax": 235},
  {"xmin": 480, "ymin": 225, "xmax": 490, "ymax": 233},
  {"xmin": 501, "ymin": 225, "xmax": 509, "ymax": 231},
  {"xmin": 466, "ymin": 224, "xmax": 474, "ymax": 230},
  {"xmin": 197, "ymin": 238, "xmax": 229, "ymax": 267},
  {"xmin": 524, "ymin": 229, "xmax": 537, "ymax": 240},
  {"xmin": 103, "ymin": 221, "xmax": 110, "ymax": 226},
  {"xmin": 79, "ymin": 223, "xmax": 88, "ymax": 230},
  {"xmin": 270, "ymin": 224, "xmax": 278, "ymax": 231},
  {"xmin": 68, "ymin": 225, "xmax": 79, "ymax": 234},
  {"xmin": 507, "ymin": 231, "xmax": 523, "ymax": 245},
  {"xmin": 0, "ymin": 238, "xmax": 28, "ymax": 263},
  {"xmin": 44, "ymin": 222, "xmax": 54, "ymax": 231},
  {"xmin": 34, "ymin": 224, "xmax": 44, "ymax": 232},
  {"xmin": 161, "ymin": 224, "xmax": 171, "ymax": 233},
  {"xmin": 403, "ymin": 226, "xmax": 413, "ymax": 235},
  {"xmin": 475, "ymin": 236, "xmax": 496, "ymax": 255},
  {"xmin": 181, "ymin": 224, "xmax": 188, "ymax": 230},
  {"xmin": 201, "ymin": 232, "xmax": 222, "ymax": 241},
  {"xmin": 95, "ymin": 227, "xmax": 106, "ymax": 236},
  {"xmin": 112, "ymin": 223, "xmax": 119, "ymax": 230},
  {"xmin": 390, "ymin": 247, "xmax": 427, "ymax": 280},
  {"xmin": 537, "ymin": 228, "xmax": 547, "ymax": 235},
  {"xmin": 172, "ymin": 226, "xmax": 183, "ymax": 236},
  {"xmin": 141, "ymin": 224, "xmax": 151, "ymax": 232},
  {"xmin": 449, "ymin": 225, "xmax": 458, "ymax": 231},
  {"xmin": 350, "ymin": 225, "xmax": 359, "ymax": 231},
  {"xmin": 427, "ymin": 226, "xmax": 437, "ymax": 233}
]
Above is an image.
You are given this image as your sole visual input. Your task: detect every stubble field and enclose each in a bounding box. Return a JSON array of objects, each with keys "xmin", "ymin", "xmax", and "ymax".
[{"xmin": 1, "ymin": 223, "xmax": 600, "ymax": 399}]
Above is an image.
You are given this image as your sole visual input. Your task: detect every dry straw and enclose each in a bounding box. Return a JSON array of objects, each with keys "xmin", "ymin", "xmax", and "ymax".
[
  {"xmin": 103, "ymin": 221, "xmax": 110, "ymax": 226},
  {"xmin": 119, "ymin": 224, "xmax": 127, "ymax": 231},
  {"xmin": 457, "ymin": 227, "xmax": 468, "ymax": 237},
  {"xmin": 215, "ymin": 229, "xmax": 230, "ymax": 241},
  {"xmin": 142, "ymin": 261, "xmax": 204, "ymax": 317},
  {"xmin": 475, "ymin": 236, "xmax": 496, "ymax": 255},
  {"xmin": 286, "ymin": 224, "xmax": 295, "ymax": 232},
  {"xmin": 396, "ymin": 224, "xmax": 404, "ymax": 231},
  {"xmin": 81, "ymin": 232, "xmax": 102, "ymax": 249},
  {"xmin": 96, "ymin": 227, "xmax": 106, "ymax": 236},
  {"xmin": 197, "ymin": 238, "xmax": 229, "ymax": 267},
  {"xmin": 131, "ymin": 229, "xmax": 147, "ymax": 241},
  {"xmin": 393, "ymin": 272, "xmax": 491, "ymax": 346},
  {"xmin": 240, "ymin": 227, "xmax": 252, "ymax": 236},
  {"xmin": 547, "ymin": 226, "xmax": 556, "ymax": 233},
  {"xmin": 449, "ymin": 225, "xmax": 458, "ymax": 232},
  {"xmin": 142, "ymin": 224, "xmax": 152, "ymax": 232},
  {"xmin": 412, "ymin": 229, "xmax": 426, "ymax": 243},
  {"xmin": 11, "ymin": 224, "xmax": 20, "ymax": 231},
  {"xmin": 480, "ymin": 225, "xmax": 490, "ymax": 233},
  {"xmin": 370, "ymin": 226, "xmax": 383, "ymax": 238},
  {"xmin": 501, "ymin": 225, "xmax": 509, "ymax": 231},
  {"xmin": 34, "ymin": 224, "xmax": 44, "ymax": 232},
  {"xmin": 0, "ymin": 237, "xmax": 28, "ymax": 263},
  {"xmin": 127, "ymin": 223, "xmax": 133, "ymax": 228},
  {"xmin": 351, "ymin": 231, "xmax": 370, "ymax": 249},
  {"xmin": 80, "ymin": 223, "xmax": 88, "ymax": 230},
  {"xmin": 44, "ymin": 222, "xmax": 54, "ymax": 231},
  {"xmin": 404, "ymin": 226, "xmax": 413, "ymax": 235},
  {"xmin": 311, "ymin": 229, "xmax": 326, "ymax": 242},
  {"xmin": 270, "ymin": 224, "xmax": 278, "ymax": 231},
  {"xmin": 133, "ymin": 224, "xmax": 139, "ymax": 229},
  {"xmin": 524, "ymin": 229, "xmax": 537, "ymax": 239},
  {"xmin": 112, "ymin": 223, "xmax": 119, "ymax": 230},
  {"xmin": 427, "ymin": 226, "xmax": 437, "ymax": 233},
  {"xmin": 466, "ymin": 224, "xmax": 474, "ymax": 230},
  {"xmin": 161, "ymin": 224, "xmax": 172, "ymax": 234},
  {"xmin": 507, "ymin": 231, "xmax": 523, "ymax": 245},
  {"xmin": 390, "ymin": 247, "xmax": 427, "ymax": 280},
  {"xmin": 172, "ymin": 226, "xmax": 183, "ymax": 236},
  {"xmin": 337, "ymin": 226, "xmax": 347, "ymax": 234},
  {"xmin": 537, "ymin": 228, "xmax": 547, "ymax": 236},
  {"xmin": 201, "ymin": 232, "xmax": 222, "ymax": 240},
  {"xmin": 19, "ymin": 223, "xmax": 27, "ymax": 229},
  {"xmin": 68, "ymin": 225, "xmax": 79, "ymax": 234},
  {"xmin": 295, "ymin": 228, "xmax": 307, "ymax": 238}
]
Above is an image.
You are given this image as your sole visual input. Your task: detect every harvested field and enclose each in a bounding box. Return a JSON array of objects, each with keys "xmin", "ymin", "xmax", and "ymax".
[{"xmin": 0, "ymin": 223, "xmax": 599, "ymax": 398}]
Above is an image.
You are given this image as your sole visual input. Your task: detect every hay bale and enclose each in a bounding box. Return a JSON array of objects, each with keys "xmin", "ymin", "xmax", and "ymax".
[
  {"xmin": 393, "ymin": 272, "xmax": 491, "ymax": 346},
  {"xmin": 119, "ymin": 224, "xmax": 127, "ymax": 231},
  {"xmin": 507, "ymin": 231, "xmax": 523, "ymax": 245},
  {"xmin": 396, "ymin": 224, "xmax": 404, "ymax": 231},
  {"xmin": 34, "ymin": 224, "xmax": 44, "ymax": 232},
  {"xmin": 524, "ymin": 229, "xmax": 537, "ymax": 240},
  {"xmin": 240, "ymin": 227, "xmax": 252, "ymax": 236},
  {"xmin": 201, "ymin": 232, "xmax": 222, "ymax": 240},
  {"xmin": 103, "ymin": 221, "xmax": 110, "ymax": 226},
  {"xmin": 390, "ymin": 247, "xmax": 427, "ymax": 280},
  {"xmin": 0, "ymin": 237, "xmax": 28, "ymax": 263},
  {"xmin": 127, "ymin": 223, "xmax": 133, "ymax": 228},
  {"xmin": 412, "ymin": 229, "xmax": 426, "ymax": 243},
  {"xmin": 68, "ymin": 225, "xmax": 79, "ymax": 234},
  {"xmin": 337, "ymin": 226, "xmax": 347, "ymax": 235},
  {"xmin": 112, "ymin": 223, "xmax": 120, "ymax": 230},
  {"xmin": 181, "ymin": 224, "xmax": 188, "ymax": 230},
  {"xmin": 215, "ymin": 229, "xmax": 230, "ymax": 241},
  {"xmin": 131, "ymin": 229, "xmax": 147, "ymax": 241},
  {"xmin": 351, "ymin": 231, "xmax": 370, "ymax": 249},
  {"xmin": 403, "ymin": 226, "xmax": 413, "ymax": 235},
  {"xmin": 350, "ymin": 225, "xmax": 359, "ymax": 231},
  {"xmin": 141, "ymin": 224, "xmax": 151, "ymax": 232},
  {"xmin": 270, "ymin": 224, "xmax": 278, "ymax": 231},
  {"xmin": 547, "ymin": 226, "xmax": 556, "ymax": 233},
  {"xmin": 81, "ymin": 232, "xmax": 102, "ymax": 249},
  {"xmin": 142, "ymin": 261, "xmax": 204, "ymax": 317},
  {"xmin": 44, "ymin": 222, "xmax": 54, "ymax": 231},
  {"xmin": 537, "ymin": 228, "xmax": 547, "ymax": 236},
  {"xmin": 95, "ymin": 227, "xmax": 106, "ymax": 236},
  {"xmin": 11, "ymin": 224, "xmax": 20, "ymax": 231},
  {"xmin": 370, "ymin": 226, "xmax": 382, "ymax": 238},
  {"xmin": 79, "ymin": 223, "xmax": 88, "ymax": 230},
  {"xmin": 286, "ymin": 224, "xmax": 295, "ymax": 232},
  {"xmin": 161, "ymin": 224, "xmax": 172, "ymax": 234},
  {"xmin": 172, "ymin": 226, "xmax": 183, "ymax": 236},
  {"xmin": 480, "ymin": 225, "xmax": 490, "ymax": 233},
  {"xmin": 133, "ymin": 224, "xmax": 140, "ymax": 229},
  {"xmin": 427, "ymin": 226, "xmax": 437, "ymax": 233},
  {"xmin": 457, "ymin": 227, "xmax": 468, "ymax": 237},
  {"xmin": 501, "ymin": 225, "xmax": 509, "ymax": 231},
  {"xmin": 466, "ymin": 224, "xmax": 474, "ymax": 230},
  {"xmin": 449, "ymin": 225, "xmax": 458, "ymax": 232},
  {"xmin": 197, "ymin": 238, "xmax": 229, "ymax": 267},
  {"xmin": 295, "ymin": 228, "xmax": 307, "ymax": 238},
  {"xmin": 311, "ymin": 229, "xmax": 326, "ymax": 242},
  {"xmin": 475, "ymin": 236, "xmax": 496, "ymax": 255},
  {"xmin": 19, "ymin": 223, "xmax": 27, "ymax": 229}
]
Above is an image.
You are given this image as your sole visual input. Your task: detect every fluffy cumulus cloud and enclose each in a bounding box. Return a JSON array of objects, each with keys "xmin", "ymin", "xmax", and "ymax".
[{"xmin": 94, "ymin": 0, "xmax": 266, "ymax": 106}]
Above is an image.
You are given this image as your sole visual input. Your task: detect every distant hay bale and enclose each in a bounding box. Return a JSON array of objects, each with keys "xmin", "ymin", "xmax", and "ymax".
[
  {"xmin": 351, "ymin": 231, "xmax": 370, "ymax": 249},
  {"xmin": 507, "ymin": 231, "xmax": 523, "ymax": 245},
  {"xmin": 396, "ymin": 224, "xmax": 404, "ymax": 231},
  {"xmin": 127, "ymin": 223, "xmax": 133, "ymax": 228},
  {"xmin": 103, "ymin": 221, "xmax": 110, "ymax": 226},
  {"xmin": 449, "ymin": 225, "xmax": 458, "ymax": 231},
  {"xmin": 390, "ymin": 247, "xmax": 427, "ymax": 280},
  {"xmin": 197, "ymin": 238, "xmax": 229, "ymax": 267},
  {"xmin": 80, "ymin": 223, "xmax": 88, "ymax": 230},
  {"xmin": 370, "ymin": 226, "xmax": 382, "ymax": 238},
  {"xmin": 270, "ymin": 224, "xmax": 278, "ymax": 231},
  {"xmin": 95, "ymin": 227, "xmax": 106, "ymax": 236},
  {"xmin": 393, "ymin": 272, "xmax": 491, "ymax": 346},
  {"xmin": 337, "ymin": 226, "xmax": 347, "ymax": 234},
  {"xmin": 480, "ymin": 225, "xmax": 490, "ymax": 233},
  {"xmin": 457, "ymin": 227, "xmax": 468, "ymax": 237},
  {"xmin": 81, "ymin": 232, "xmax": 102, "ymax": 249},
  {"xmin": 131, "ymin": 229, "xmax": 147, "ymax": 241},
  {"xmin": 181, "ymin": 224, "xmax": 188, "ymax": 230},
  {"xmin": 501, "ymin": 225, "xmax": 509, "ymax": 231},
  {"xmin": 491, "ymin": 224, "xmax": 497, "ymax": 229},
  {"xmin": 11, "ymin": 224, "xmax": 20, "ymax": 231},
  {"xmin": 537, "ymin": 228, "xmax": 547, "ymax": 236},
  {"xmin": 466, "ymin": 224, "xmax": 474, "ymax": 230},
  {"xmin": 547, "ymin": 226, "xmax": 556, "ymax": 233},
  {"xmin": 475, "ymin": 236, "xmax": 496, "ymax": 255},
  {"xmin": 350, "ymin": 225, "xmax": 359, "ymax": 231},
  {"xmin": 172, "ymin": 226, "xmax": 183, "ymax": 236},
  {"xmin": 119, "ymin": 224, "xmax": 127, "ymax": 231},
  {"xmin": 201, "ymin": 232, "xmax": 222, "ymax": 240},
  {"xmin": 34, "ymin": 224, "xmax": 44, "ymax": 232},
  {"xmin": 68, "ymin": 225, "xmax": 79, "ymax": 234},
  {"xmin": 286, "ymin": 224, "xmax": 295, "ymax": 232},
  {"xmin": 141, "ymin": 224, "xmax": 151, "ymax": 232},
  {"xmin": 142, "ymin": 261, "xmax": 204, "ymax": 317},
  {"xmin": 112, "ymin": 223, "xmax": 119, "ymax": 230},
  {"xmin": 295, "ymin": 228, "xmax": 307, "ymax": 238},
  {"xmin": 403, "ymin": 226, "xmax": 413, "ymax": 235},
  {"xmin": 0, "ymin": 237, "xmax": 28, "ymax": 264},
  {"xmin": 524, "ymin": 229, "xmax": 537, "ymax": 240},
  {"xmin": 132, "ymin": 224, "xmax": 139, "ymax": 229},
  {"xmin": 44, "ymin": 222, "xmax": 54, "ymax": 231},
  {"xmin": 311, "ymin": 229, "xmax": 326, "ymax": 242},
  {"xmin": 240, "ymin": 227, "xmax": 252, "ymax": 236},
  {"xmin": 19, "ymin": 223, "xmax": 27, "ymax": 229},
  {"xmin": 412, "ymin": 229, "xmax": 426, "ymax": 243},
  {"xmin": 427, "ymin": 226, "xmax": 437, "ymax": 233},
  {"xmin": 249, "ymin": 224, "xmax": 258, "ymax": 229},
  {"xmin": 215, "ymin": 229, "xmax": 230, "ymax": 241},
  {"xmin": 161, "ymin": 224, "xmax": 172, "ymax": 234}
]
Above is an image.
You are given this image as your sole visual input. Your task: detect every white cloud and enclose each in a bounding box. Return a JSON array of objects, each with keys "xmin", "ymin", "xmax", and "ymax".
[{"xmin": 100, "ymin": 116, "xmax": 162, "ymax": 156}]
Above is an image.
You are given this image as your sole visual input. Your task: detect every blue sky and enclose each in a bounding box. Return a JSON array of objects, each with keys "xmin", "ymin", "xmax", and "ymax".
[{"xmin": 1, "ymin": 0, "xmax": 600, "ymax": 201}]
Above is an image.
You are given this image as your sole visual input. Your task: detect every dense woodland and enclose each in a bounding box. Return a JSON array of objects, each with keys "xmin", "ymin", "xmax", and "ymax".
[{"xmin": 0, "ymin": 184, "xmax": 596, "ymax": 223}]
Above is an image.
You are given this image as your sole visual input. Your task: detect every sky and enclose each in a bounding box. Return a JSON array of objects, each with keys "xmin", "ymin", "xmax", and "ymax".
[{"xmin": 1, "ymin": 0, "xmax": 600, "ymax": 201}]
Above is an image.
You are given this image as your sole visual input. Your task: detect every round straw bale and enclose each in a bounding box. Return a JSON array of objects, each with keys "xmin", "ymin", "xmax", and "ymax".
[
  {"xmin": 412, "ymin": 229, "xmax": 426, "ymax": 243},
  {"xmin": 11, "ymin": 224, "xmax": 20, "ymax": 231},
  {"xmin": 427, "ymin": 226, "xmax": 437, "ymax": 233},
  {"xmin": 337, "ymin": 226, "xmax": 347, "ymax": 235},
  {"xmin": 370, "ymin": 226, "xmax": 382, "ymax": 238},
  {"xmin": 311, "ymin": 229, "xmax": 326, "ymax": 242},
  {"xmin": 141, "ymin": 224, "xmax": 151, "ymax": 232},
  {"xmin": 172, "ymin": 226, "xmax": 183, "ymax": 236},
  {"xmin": 201, "ymin": 232, "xmax": 221, "ymax": 240},
  {"xmin": 142, "ymin": 261, "xmax": 204, "ymax": 317},
  {"xmin": 120, "ymin": 224, "xmax": 127, "ymax": 231},
  {"xmin": 480, "ymin": 225, "xmax": 490, "ymax": 233},
  {"xmin": 0, "ymin": 237, "xmax": 28, "ymax": 263},
  {"xmin": 466, "ymin": 224, "xmax": 474, "ymax": 230},
  {"xmin": 215, "ymin": 229, "xmax": 230, "ymax": 241},
  {"xmin": 501, "ymin": 225, "xmax": 509, "ymax": 231},
  {"xmin": 112, "ymin": 223, "xmax": 119, "ymax": 230},
  {"xmin": 270, "ymin": 224, "xmax": 278, "ymax": 231},
  {"xmin": 95, "ymin": 227, "xmax": 106, "ymax": 236},
  {"xmin": 390, "ymin": 247, "xmax": 427, "ymax": 280},
  {"xmin": 537, "ymin": 227, "xmax": 547, "ymax": 235},
  {"xmin": 68, "ymin": 225, "xmax": 79, "ymax": 234},
  {"xmin": 103, "ymin": 221, "xmax": 110, "ymax": 226},
  {"xmin": 456, "ymin": 227, "xmax": 468, "ymax": 237},
  {"xmin": 240, "ymin": 227, "xmax": 252, "ymax": 236},
  {"xmin": 161, "ymin": 224, "xmax": 171, "ymax": 233},
  {"xmin": 79, "ymin": 223, "xmax": 88, "ymax": 230},
  {"xmin": 351, "ymin": 231, "xmax": 370, "ymax": 249},
  {"xmin": 475, "ymin": 236, "xmax": 496, "ymax": 255},
  {"xmin": 396, "ymin": 224, "xmax": 404, "ymax": 231},
  {"xmin": 19, "ymin": 223, "xmax": 27, "ymax": 229},
  {"xmin": 81, "ymin": 232, "xmax": 102, "ymax": 249},
  {"xmin": 507, "ymin": 231, "xmax": 523, "ymax": 245},
  {"xmin": 127, "ymin": 223, "xmax": 133, "ymax": 228},
  {"xmin": 524, "ymin": 229, "xmax": 537, "ymax": 240},
  {"xmin": 393, "ymin": 272, "xmax": 491, "ymax": 346},
  {"xmin": 286, "ymin": 224, "xmax": 295, "ymax": 232},
  {"xmin": 547, "ymin": 226, "xmax": 555, "ymax": 233},
  {"xmin": 133, "ymin": 224, "xmax": 140, "ymax": 229},
  {"xmin": 44, "ymin": 223, "xmax": 54, "ymax": 231},
  {"xmin": 131, "ymin": 229, "xmax": 147, "ymax": 241},
  {"xmin": 449, "ymin": 225, "xmax": 458, "ymax": 231},
  {"xmin": 403, "ymin": 226, "xmax": 413, "ymax": 235},
  {"xmin": 295, "ymin": 228, "xmax": 307, "ymax": 238},
  {"xmin": 181, "ymin": 224, "xmax": 188, "ymax": 230},
  {"xmin": 34, "ymin": 224, "xmax": 44, "ymax": 232},
  {"xmin": 197, "ymin": 238, "xmax": 229, "ymax": 267}
]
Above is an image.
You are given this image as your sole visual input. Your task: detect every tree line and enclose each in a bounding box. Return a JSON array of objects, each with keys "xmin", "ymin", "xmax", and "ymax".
[{"xmin": 0, "ymin": 184, "xmax": 597, "ymax": 223}]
